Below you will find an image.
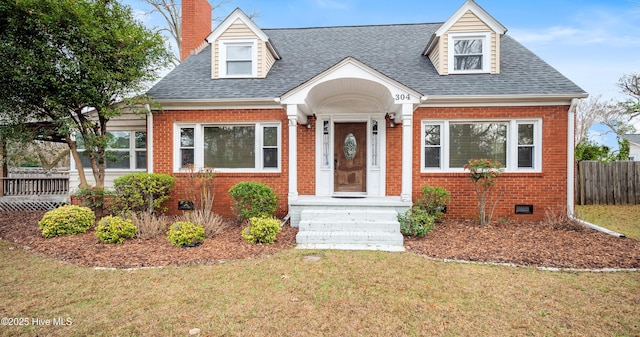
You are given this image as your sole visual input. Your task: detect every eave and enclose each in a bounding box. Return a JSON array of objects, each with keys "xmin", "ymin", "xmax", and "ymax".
[
  {"xmin": 420, "ymin": 93, "xmax": 589, "ymax": 107},
  {"xmin": 150, "ymin": 98, "xmax": 283, "ymax": 111}
]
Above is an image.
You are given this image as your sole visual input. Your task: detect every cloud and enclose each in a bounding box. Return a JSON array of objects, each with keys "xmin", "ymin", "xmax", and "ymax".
[{"xmin": 510, "ymin": 5, "xmax": 640, "ymax": 48}]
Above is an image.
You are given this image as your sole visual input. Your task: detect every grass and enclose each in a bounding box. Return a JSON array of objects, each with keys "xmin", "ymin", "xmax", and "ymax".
[
  {"xmin": 1, "ymin": 241, "xmax": 639, "ymax": 336},
  {"xmin": 576, "ymin": 205, "xmax": 640, "ymax": 240}
]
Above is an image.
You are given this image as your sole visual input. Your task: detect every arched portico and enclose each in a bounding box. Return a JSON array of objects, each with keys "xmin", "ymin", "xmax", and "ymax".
[{"xmin": 280, "ymin": 57, "xmax": 419, "ymax": 205}]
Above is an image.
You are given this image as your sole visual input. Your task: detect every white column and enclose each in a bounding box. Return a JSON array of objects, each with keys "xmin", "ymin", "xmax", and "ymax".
[
  {"xmin": 401, "ymin": 104, "xmax": 413, "ymax": 202},
  {"xmin": 287, "ymin": 105, "xmax": 299, "ymax": 201}
]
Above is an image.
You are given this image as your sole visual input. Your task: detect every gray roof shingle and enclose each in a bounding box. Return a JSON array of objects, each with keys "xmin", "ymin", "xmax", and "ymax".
[
  {"xmin": 621, "ymin": 134, "xmax": 640, "ymax": 145},
  {"xmin": 147, "ymin": 23, "xmax": 586, "ymax": 100}
]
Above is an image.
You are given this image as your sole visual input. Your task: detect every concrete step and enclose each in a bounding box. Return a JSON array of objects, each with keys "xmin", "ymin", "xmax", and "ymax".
[
  {"xmin": 298, "ymin": 220, "xmax": 400, "ymax": 232},
  {"xmin": 296, "ymin": 231, "xmax": 404, "ymax": 252},
  {"xmin": 300, "ymin": 208, "xmax": 399, "ymax": 223}
]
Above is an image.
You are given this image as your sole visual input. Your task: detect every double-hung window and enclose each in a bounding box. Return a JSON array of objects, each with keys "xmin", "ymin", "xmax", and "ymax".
[
  {"xmin": 219, "ymin": 40, "xmax": 257, "ymax": 77},
  {"xmin": 448, "ymin": 32, "xmax": 491, "ymax": 73},
  {"xmin": 422, "ymin": 120, "xmax": 540, "ymax": 172},
  {"xmin": 75, "ymin": 131, "xmax": 146, "ymax": 170},
  {"xmin": 175, "ymin": 123, "xmax": 281, "ymax": 172}
]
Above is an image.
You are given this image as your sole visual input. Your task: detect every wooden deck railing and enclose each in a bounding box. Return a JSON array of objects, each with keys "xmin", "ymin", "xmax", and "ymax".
[{"xmin": 1, "ymin": 177, "xmax": 70, "ymax": 196}]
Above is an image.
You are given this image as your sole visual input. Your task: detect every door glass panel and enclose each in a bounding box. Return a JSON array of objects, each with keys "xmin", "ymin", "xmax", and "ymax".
[{"xmin": 344, "ymin": 133, "xmax": 357, "ymax": 160}]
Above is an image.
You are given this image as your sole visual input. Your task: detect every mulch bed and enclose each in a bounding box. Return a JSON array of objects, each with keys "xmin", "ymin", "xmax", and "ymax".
[{"xmin": 1, "ymin": 211, "xmax": 639, "ymax": 270}]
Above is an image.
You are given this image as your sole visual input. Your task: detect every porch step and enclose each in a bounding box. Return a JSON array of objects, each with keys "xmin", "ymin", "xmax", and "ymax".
[{"xmin": 296, "ymin": 208, "xmax": 405, "ymax": 252}]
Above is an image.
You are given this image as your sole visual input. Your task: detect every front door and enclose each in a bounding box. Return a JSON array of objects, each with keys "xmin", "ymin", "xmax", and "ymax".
[{"xmin": 334, "ymin": 122, "xmax": 367, "ymax": 193}]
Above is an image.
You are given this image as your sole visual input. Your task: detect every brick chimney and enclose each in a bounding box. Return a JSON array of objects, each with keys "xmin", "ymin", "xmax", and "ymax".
[{"xmin": 181, "ymin": 0, "xmax": 212, "ymax": 62}]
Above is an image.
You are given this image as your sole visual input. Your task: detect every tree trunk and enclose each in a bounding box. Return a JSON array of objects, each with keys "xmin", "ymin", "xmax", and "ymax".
[{"xmin": 66, "ymin": 135, "xmax": 89, "ymax": 188}]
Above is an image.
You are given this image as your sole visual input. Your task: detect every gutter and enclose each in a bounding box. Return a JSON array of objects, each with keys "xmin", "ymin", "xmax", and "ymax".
[{"xmin": 568, "ymin": 215, "xmax": 626, "ymax": 238}]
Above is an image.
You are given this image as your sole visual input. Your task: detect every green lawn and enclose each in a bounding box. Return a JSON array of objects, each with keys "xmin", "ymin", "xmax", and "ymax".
[
  {"xmin": 1, "ymin": 240, "xmax": 638, "ymax": 336},
  {"xmin": 577, "ymin": 205, "xmax": 640, "ymax": 240}
]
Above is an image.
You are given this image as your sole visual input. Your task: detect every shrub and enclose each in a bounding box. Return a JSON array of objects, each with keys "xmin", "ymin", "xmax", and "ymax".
[
  {"xmin": 416, "ymin": 186, "xmax": 450, "ymax": 222},
  {"xmin": 95, "ymin": 216, "xmax": 137, "ymax": 244},
  {"xmin": 228, "ymin": 182, "xmax": 278, "ymax": 221},
  {"xmin": 464, "ymin": 158, "xmax": 505, "ymax": 226},
  {"xmin": 241, "ymin": 217, "xmax": 281, "ymax": 244},
  {"xmin": 397, "ymin": 207, "xmax": 435, "ymax": 238},
  {"xmin": 166, "ymin": 221, "xmax": 205, "ymax": 247},
  {"xmin": 72, "ymin": 186, "xmax": 113, "ymax": 218},
  {"xmin": 128, "ymin": 212, "xmax": 170, "ymax": 239},
  {"xmin": 38, "ymin": 205, "xmax": 95, "ymax": 238},
  {"xmin": 179, "ymin": 209, "xmax": 229, "ymax": 237},
  {"xmin": 113, "ymin": 173, "xmax": 175, "ymax": 215}
]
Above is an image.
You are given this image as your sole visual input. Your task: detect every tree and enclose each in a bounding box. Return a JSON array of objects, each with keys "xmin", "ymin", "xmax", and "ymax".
[
  {"xmin": 138, "ymin": 0, "xmax": 256, "ymax": 64},
  {"xmin": 0, "ymin": 0, "xmax": 171, "ymax": 188},
  {"xmin": 575, "ymin": 95, "xmax": 634, "ymax": 145},
  {"xmin": 617, "ymin": 72, "xmax": 640, "ymax": 119}
]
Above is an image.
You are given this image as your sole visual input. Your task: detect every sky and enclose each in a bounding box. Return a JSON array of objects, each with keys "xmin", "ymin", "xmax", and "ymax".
[{"xmin": 126, "ymin": 0, "xmax": 640, "ymax": 145}]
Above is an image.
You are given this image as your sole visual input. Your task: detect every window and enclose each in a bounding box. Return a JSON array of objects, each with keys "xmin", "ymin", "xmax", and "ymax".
[
  {"xmin": 219, "ymin": 40, "xmax": 257, "ymax": 77},
  {"xmin": 179, "ymin": 127, "xmax": 195, "ymax": 168},
  {"xmin": 449, "ymin": 123, "xmax": 507, "ymax": 167},
  {"xmin": 517, "ymin": 123, "xmax": 535, "ymax": 168},
  {"xmin": 423, "ymin": 124, "xmax": 442, "ymax": 168},
  {"xmin": 448, "ymin": 32, "xmax": 491, "ymax": 73},
  {"xmin": 175, "ymin": 122, "xmax": 281, "ymax": 172},
  {"xmin": 76, "ymin": 131, "xmax": 146, "ymax": 170},
  {"xmin": 422, "ymin": 120, "xmax": 541, "ymax": 172}
]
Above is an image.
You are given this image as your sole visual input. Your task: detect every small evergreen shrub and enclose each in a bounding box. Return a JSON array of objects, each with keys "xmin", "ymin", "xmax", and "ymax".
[
  {"xmin": 166, "ymin": 221, "xmax": 205, "ymax": 247},
  {"xmin": 228, "ymin": 182, "xmax": 278, "ymax": 221},
  {"xmin": 95, "ymin": 215, "xmax": 137, "ymax": 244},
  {"xmin": 38, "ymin": 205, "xmax": 95, "ymax": 238},
  {"xmin": 241, "ymin": 217, "xmax": 281, "ymax": 244},
  {"xmin": 113, "ymin": 173, "xmax": 175, "ymax": 215},
  {"xmin": 416, "ymin": 186, "xmax": 451, "ymax": 222},
  {"xmin": 397, "ymin": 207, "xmax": 435, "ymax": 238}
]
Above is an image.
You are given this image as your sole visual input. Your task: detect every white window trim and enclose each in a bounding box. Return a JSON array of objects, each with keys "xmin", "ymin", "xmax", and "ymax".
[
  {"xmin": 420, "ymin": 119, "xmax": 542, "ymax": 173},
  {"xmin": 448, "ymin": 31, "xmax": 491, "ymax": 74},
  {"xmin": 218, "ymin": 39, "xmax": 258, "ymax": 78},
  {"xmin": 72, "ymin": 131, "xmax": 146, "ymax": 171},
  {"xmin": 173, "ymin": 122, "xmax": 281, "ymax": 173}
]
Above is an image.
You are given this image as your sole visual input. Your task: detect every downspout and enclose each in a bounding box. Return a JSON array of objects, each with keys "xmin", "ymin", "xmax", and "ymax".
[
  {"xmin": 566, "ymin": 98, "xmax": 626, "ymax": 238},
  {"xmin": 566, "ymin": 98, "xmax": 579, "ymax": 217}
]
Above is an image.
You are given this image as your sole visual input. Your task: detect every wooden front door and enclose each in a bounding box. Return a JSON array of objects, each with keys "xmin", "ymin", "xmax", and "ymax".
[{"xmin": 334, "ymin": 122, "xmax": 367, "ymax": 193}]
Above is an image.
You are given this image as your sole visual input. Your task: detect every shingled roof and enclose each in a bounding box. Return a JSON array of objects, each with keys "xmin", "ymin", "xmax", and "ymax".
[{"xmin": 147, "ymin": 23, "xmax": 586, "ymax": 100}]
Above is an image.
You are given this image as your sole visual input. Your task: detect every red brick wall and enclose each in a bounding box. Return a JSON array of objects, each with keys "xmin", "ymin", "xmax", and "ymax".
[
  {"xmin": 412, "ymin": 106, "xmax": 570, "ymax": 221},
  {"xmin": 181, "ymin": 0, "xmax": 212, "ymax": 62},
  {"xmin": 153, "ymin": 105, "xmax": 570, "ymax": 222},
  {"xmin": 386, "ymin": 123, "xmax": 402, "ymax": 196},
  {"xmin": 298, "ymin": 122, "xmax": 316, "ymax": 195},
  {"xmin": 152, "ymin": 109, "xmax": 289, "ymax": 218}
]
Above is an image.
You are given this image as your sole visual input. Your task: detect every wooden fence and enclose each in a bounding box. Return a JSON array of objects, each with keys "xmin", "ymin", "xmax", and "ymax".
[{"xmin": 576, "ymin": 161, "xmax": 640, "ymax": 205}]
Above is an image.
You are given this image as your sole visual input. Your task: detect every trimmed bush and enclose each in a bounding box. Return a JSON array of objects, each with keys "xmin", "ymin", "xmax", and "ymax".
[
  {"xmin": 416, "ymin": 186, "xmax": 450, "ymax": 222},
  {"xmin": 38, "ymin": 205, "xmax": 95, "ymax": 238},
  {"xmin": 241, "ymin": 217, "xmax": 281, "ymax": 244},
  {"xmin": 397, "ymin": 207, "xmax": 435, "ymax": 238},
  {"xmin": 95, "ymin": 215, "xmax": 137, "ymax": 244},
  {"xmin": 113, "ymin": 173, "xmax": 175, "ymax": 215},
  {"xmin": 166, "ymin": 221, "xmax": 205, "ymax": 247},
  {"xmin": 228, "ymin": 182, "xmax": 278, "ymax": 221}
]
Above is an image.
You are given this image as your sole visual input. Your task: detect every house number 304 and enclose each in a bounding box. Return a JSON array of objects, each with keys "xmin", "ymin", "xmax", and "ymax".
[{"xmin": 395, "ymin": 94, "xmax": 411, "ymax": 101}]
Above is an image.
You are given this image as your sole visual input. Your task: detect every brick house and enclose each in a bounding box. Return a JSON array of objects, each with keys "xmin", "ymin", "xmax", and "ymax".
[{"xmin": 70, "ymin": 0, "xmax": 587, "ymax": 250}]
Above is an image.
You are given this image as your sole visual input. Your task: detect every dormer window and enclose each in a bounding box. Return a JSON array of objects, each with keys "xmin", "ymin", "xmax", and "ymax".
[
  {"xmin": 448, "ymin": 32, "xmax": 491, "ymax": 74},
  {"xmin": 219, "ymin": 39, "xmax": 258, "ymax": 77}
]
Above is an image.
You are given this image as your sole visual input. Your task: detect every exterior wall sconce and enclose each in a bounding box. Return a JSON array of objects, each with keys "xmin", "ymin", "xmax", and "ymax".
[
  {"xmin": 306, "ymin": 114, "xmax": 315, "ymax": 129},
  {"xmin": 386, "ymin": 113, "xmax": 396, "ymax": 128}
]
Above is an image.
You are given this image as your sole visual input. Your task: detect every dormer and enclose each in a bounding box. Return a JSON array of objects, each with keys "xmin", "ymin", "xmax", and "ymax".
[
  {"xmin": 424, "ymin": 0, "xmax": 507, "ymax": 75},
  {"xmin": 206, "ymin": 8, "xmax": 280, "ymax": 79}
]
